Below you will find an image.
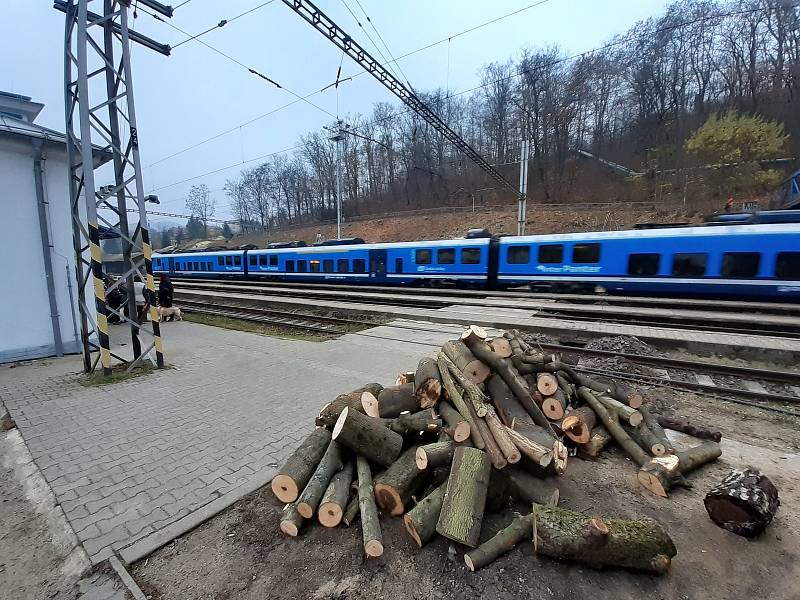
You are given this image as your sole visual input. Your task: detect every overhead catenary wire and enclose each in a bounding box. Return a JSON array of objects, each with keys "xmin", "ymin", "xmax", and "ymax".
[
  {"xmin": 352, "ymin": 0, "xmax": 413, "ymax": 88},
  {"xmin": 170, "ymin": 0, "xmax": 277, "ymax": 49},
  {"xmin": 339, "ymin": 0, "xmax": 405, "ymax": 85}
]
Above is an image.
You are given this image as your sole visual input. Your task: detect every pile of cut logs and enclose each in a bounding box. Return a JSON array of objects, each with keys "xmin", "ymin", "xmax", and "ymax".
[{"xmin": 270, "ymin": 326, "xmax": 770, "ymax": 573}]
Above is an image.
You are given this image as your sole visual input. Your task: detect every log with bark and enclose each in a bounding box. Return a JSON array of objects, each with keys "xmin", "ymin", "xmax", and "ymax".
[
  {"xmin": 541, "ymin": 389, "xmax": 568, "ymax": 421},
  {"xmin": 316, "ymin": 383, "xmax": 384, "ymax": 427},
  {"xmin": 442, "ymin": 353, "xmax": 490, "ymax": 417},
  {"xmin": 489, "ymin": 337, "xmax": 513, "ymax": 358},
  {"xmin": 639, "ymin": 405, "xmax": 674, "ymax": 454},
  {"xmin": 395, "ymin": 371, "xmax": 414, "ymax": 385},
  {"xmin": 532, "ymin": 504, "xmax": 677, "ymax": 574},
  {"xmin": 342, "ymin": 493, "xmax": 360, "ymax": 526},
  {"xmin": 280, "ymin": 502, "xmax": 305, "ymax": 537},
  {"xmin": 356, "ymin": 455, "xmax": 383, "ymax": 558},
  {"xmin": 318, "ymin": 459, "xmax": 354, "ymax": 527},
  {"xmin": 373, "ymin": 446, "xmax": 425, "ymax": 516},
  {"xmin": 384, "ymin": 408, "xmax": 442, "ymax": 436},
  {"xmin": 333, "ymin": 407, "xmax": 404, "ymax": 467},
  {"xmin": 536, "ymin": 373, "xmax": 559, "ymax": 396},
  {"xmin": 657, "ymin": 414, "xmax": 722, "ymax": 443},
  {"xmin": 578, "ymin": 426, "xmax": 613, "ymax": 459},
  {"xmin": 500, "ymin": 466, "xmax": 560, "ymax": 506},
  {"xmin": 487, "ymin": 375, "xmax": 529, "ymax": 428},
  {"xmin": 580, "ymin": 387, "xmax": 650, "ymax": 467},
  {"xmin": 442, "ymin": 340, "xmax": 490, "ymax": 384},
  {"xmin": 413, "ymin": 357, "xmax": 443, "ymax": 409},
  {"xmin": 364, "ymin": 383, "xmax": 417, "ymax": 418},
  {"xmin": 436, "ymin": 447, "xmax": 492, "ymax": 547},
  {"xmin": 704, "ymin": 469, "xmax": 779, "ymax": 537},
  {"xmin": 484, "ymin": 406, "xmax": 522, "ymax": 464},
  {"xmin": 460, "ymin": 324, "xmax": 488, "ymax": 346},
  {"xmin": 296, "ymin": 441, "xmax": 344, "ymax": 518},
  {"xmin": 272, "ymin": 428, "xmax": 333, "ymax": 503},
  {"xmin": 416, "ymin": 440, "xmax": 456, "ymax": 471},
  {"xmin": 512, "ymin": 420, "xmax": 567, "ymax": 475},
  {"xmin": 464, "ymin": 512, "xmax": 532, "ymax": 572},
  {"xmin": 404, "ymin": 482, "xmax": 447, "ymax": 548},
  {"xmin": 638, "ymin": 441, "xmax": 722, "ymax": 497},
  {"xmin": 503, "ymin": 425, "xmax": 553, "ymax": 469},
  {"xmin": 623, "ymin": 421, "xmax": 668, "ymax": 457},
  {"xmin": 472, "ymin": 410, "xmax": 508, "ymax": 470},
  {"xmin": 437, "ymin": 354, "xmax": 486, "ymax": 449},
  {"xmin": 597, "ymin": 395, "xmax": 643, "ymax": 426},
  {"xmin": 437, "ymin": 401, "xmax": 471, "ymax": 443},
  {"xmin": 561, "ymin": 406, "xmax": 597, "ymax": 445}
]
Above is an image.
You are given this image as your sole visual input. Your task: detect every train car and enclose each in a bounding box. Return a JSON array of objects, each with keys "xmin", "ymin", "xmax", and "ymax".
[
  {"xmin": 152, "ymin": 250, "xmax": 246, "ymax": 277},
  {"xmin": 497, "ymin": 223, "xmax": 800, "ymax": 299}
]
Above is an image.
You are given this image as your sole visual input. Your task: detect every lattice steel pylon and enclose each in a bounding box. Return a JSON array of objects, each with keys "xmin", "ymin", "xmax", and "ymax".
[{"xmin": 62, "ymin": 0, "xmax": 171, "ymax": 374}]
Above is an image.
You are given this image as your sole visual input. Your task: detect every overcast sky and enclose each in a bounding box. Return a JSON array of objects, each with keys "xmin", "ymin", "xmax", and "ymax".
[{"xmin": 3, "ymin": 0, "xmax": 669, "ymax": 223}]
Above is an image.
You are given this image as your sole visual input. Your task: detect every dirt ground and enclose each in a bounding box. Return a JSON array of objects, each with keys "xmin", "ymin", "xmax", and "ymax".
[{"xmin": 131, "ymin": 383, "xmax": 800, "ymax": 600}]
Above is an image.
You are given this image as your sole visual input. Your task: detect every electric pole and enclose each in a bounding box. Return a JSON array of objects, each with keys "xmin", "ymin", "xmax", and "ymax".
[
  {"xmin": 328, "ymin": 120, "xmax": 346, "ymax": 240},
  {"xmin": 517, "ymin": 140, "xmax": 530, "ymax": 236}
]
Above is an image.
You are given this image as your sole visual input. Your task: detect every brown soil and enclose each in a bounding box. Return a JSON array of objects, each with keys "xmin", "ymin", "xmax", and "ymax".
[{"xmin": 132, "ymin": 385, "xmax": 800, "ymax": 600}]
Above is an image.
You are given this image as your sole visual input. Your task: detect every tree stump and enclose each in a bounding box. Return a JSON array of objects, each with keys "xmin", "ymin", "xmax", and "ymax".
[
  {"xmin": 704, "ymin": 469, "xmax": 779, "ymax": 537},
  {"xmin": 333, "ymin": 407, "xmax": 404, "ymax": 467},
  {"xmin": 436, "ymin": 447, "xmax": 491, "ymax": 547},
  {"xmin": 272, "ymin": 428, "xmax": 332, "ymax": 503}
]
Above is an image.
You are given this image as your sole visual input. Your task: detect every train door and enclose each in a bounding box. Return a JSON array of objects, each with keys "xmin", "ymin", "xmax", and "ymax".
[
  {"xmin": 168, "ymin": 257, "xmax": 175, "ymax": 275},
  {"xmin": 369, "ymin": 249, "xmax": 387, "ymax": 282}
]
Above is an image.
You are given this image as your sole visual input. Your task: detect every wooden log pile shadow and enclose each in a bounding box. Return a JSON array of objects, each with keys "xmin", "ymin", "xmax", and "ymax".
[{"xmin": 268, "ymin": 325, "xmax": 771, "ymax": 576}]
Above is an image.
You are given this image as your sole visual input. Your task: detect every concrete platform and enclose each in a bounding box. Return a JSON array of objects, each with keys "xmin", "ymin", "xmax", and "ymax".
[
  {"xmin": 177, "ymin": 288, "xmax": 800, "ymax": 362},
  {"xmin": 0, "ymin": 320, "xmax": 462, "ymax": 566}
]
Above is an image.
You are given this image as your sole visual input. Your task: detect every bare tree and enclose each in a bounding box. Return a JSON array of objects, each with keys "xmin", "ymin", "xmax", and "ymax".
[{"xmin": 185, "ymin": 184, "xmax": 216, "ymax": 238}]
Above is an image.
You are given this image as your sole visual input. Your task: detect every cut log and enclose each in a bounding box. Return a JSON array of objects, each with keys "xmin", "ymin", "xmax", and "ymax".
[
  {"xmin": 436, "ymin": 447, "xmax": 492, "ymax": 547},
  {"xmin": 503, "ymin": 426, "xmax": 553, "ymax": 469},
  {"xmin": 544, "ymin": 362, "xmax": 643, "ymax": 409},
  {"xmin": 704, "ymin": 469, "xmax": 779, "ymax": 537},
  {"xmin": 561, "ymin": 406, "xmax": 597, "ymax": 445},
  {"xmin": 487, "ymin": 375, "xmax": 528, "ymax": 428},
  {"xmin": 638, "ymin": 405, "xmax": 674, "ymax": 454},
  {"xmin": 332, "ymin": 407, "xmax": 404, "ymax": 467},
  {"xmin": 437, "ymin": 401, "xmax": 471, "ymax": 443},
  {"xmin": 541, "ymin": 389, "xmax": 568, "ymax": 421},
  {"xmin": 342, "ymin": 493, "xmax": 360, "ymax": 526},
  {"xmin": 532, "ymin": 504, "xmax": 677, "ymax": 574},
  {"xmin": 318, "ymin": 459, "xmax": 354, "ymax": 527},
  {"xmin": 638, "ymin": 441, "xmax": 722, "ymax": 497},
  {"xmin": 416, "ymin": 440, "xmax": 456, "ymax": 471},
  {"xmin": 403, "ymin": 482, "xmax": 447, "ymax": 548},
  {"xmin": 657, "ymin": 415, "xmax": 722, "ymax": 443},
  {"xmin": 608, "ymin": 381, "xmax": 643, "ymax": 409},
  {"xmin": 512, "ymin": 420, "xmax": 567, "ymax": 475},
  {"xmin": 441, "ymin": 353, "xmax": 490, "ymax": 417},
  {"xmin": 472, "ymin": 412, "xmax": 508, "ymax": 470},
  {"xmin": 374, "ymin": 446, "xmax": 425, "ymax": 516},
  {"xmin": 623, "ymin": 421, "xmax": 667, "ymax": 456},
  {"xmin": 272, "ymin": 428, "xmax": 332, "ymax": 503},
  {"xmin": 596, "ymin": 394, "xmax": 643, "ymax": 426},
  {"xmin": 387, "ymin": 408, "xmax": 441, "ymax": 436},
  {"xmin": 536, "ymin": 373, "xmax": 559, "ymax": 396},
  {"xmin": 356, "ymin": 455, "xmax": 383, "ymax": 558},
  {"xmin": 369, "ymin": 383, "xmax": 417, "ymax": 418},
  {"xmin": 316, "ymin": 383, "xmax": 384, "ymax": 427},
  {"xmin": 464, "ymin": 512, "xmax": 533, "ymax": 571},
  {"xmin": 555, "ymin": 372, "xmax": 576, "ymax": 401},
  {"xmin": 395, "ymin": 371, "xmax": 415, "ymax": 385},
  {"xmin": 578, "ymin": 426, "xmax": 613, "ymax": 459},
  {"xmin": 502, "ymin": 466, "xmax": 560, "ymax": 506},
  {"xmin": 460, "ymin": 324, "xmax": 488, "ymax": 345},
  {"xmin": 579, "ymin": 387, "xmax": 650, "ymax": 467},
  {"xmin": 437, "ymin": 354, "xmax": 486, "ymax": 449},
  {"xmin": 413, "ymin": 357, "xmax": 443, "ymax": 409},
  {"xmin": 280, "ymin": 502, "xmax": 305, "ymax": 537},
  {"xmin": 360, "ymin": 392, "xmax": 379, "ymax": 418},
  {"xmin": 442, "ymin": 340, "xmax": 490, "ymax": 384},
  {"xmin": 296, "ymin": 441, "xmax": 343, "ymax": 519},
  {"xmin": 489, "ymin": 337, "xmax": 513, "ymax": 358},
  {"xmin": 484, "ymin": 406, "xmax": 522, "ymax": 464}
]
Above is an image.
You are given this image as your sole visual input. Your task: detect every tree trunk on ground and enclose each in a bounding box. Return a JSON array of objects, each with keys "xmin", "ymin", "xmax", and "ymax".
[
  {"xmin": 280, "ymin": 502, "xmax": 305, "ymax": 537},
  {"xmin": 404, "ymin": 482, "xmax": 447, "ymax": 548},
  {"xmin": 623, "ymin": 421, "xmax": 667, "ymax": 456},
  {"xmin": 487, "ymin": 375, "xmax": 528, "ymax": 427},
  {"xmin": 704, "ymin": 469, "xmax": 779, "ymax": 537},
  {"xmin": 579, "ymin": 387, "xmax": 650, "ymax": 467},
  {"xmin": 356, "ymin": 455, "xmax": 384, "ymax": 557},
  {"xmin": 296, "ymin": 441, "xmax": 344, "ymax": 519},
  {"xmin": 561, "ymin": 406, "xmax": 597, "ymax": 445},
  {"xmin": 316, "ymin": 383, "xmax": 384, "ymax": 427},
  {"xmin": 386, "ymin": 408, "xmax": 441, "ymax": 436},
  {"xmin": 484, "ymin": 406, "xmax": 521, "ymax": 464},
  {"xmin": 437, "ymin": 401, "xmax": 470, "ymax": 442},
  {"xmin": 541, "ymin": 389, "xmax": 568, "ymax": 421},
  {"xmin": 442, "ymin": 340, "xmax": 490, "ymax": 384},
  {"xmin": 597, "ymin": 395, "xmax": 642, "ymax": 426},
  {"xmin": 638, "ymin": 441, "xmax": 722, "ymax": 497},
  {"xmin": 365, "ymin": 383, "xmax": 417, "ymax": 418},
  {"xmin": 272, "ymin": 428, "xmax": 332, "ymax": 503},
  {"xmin": 333, "ymin": 407, "xmax": 404, "ymax": 467},
  {"xmin": 374, "ymin": 446, "xmax": 425, "ymax": 516},
  {"xmin": 657, "ymin": 415, "xmax": 722, "ymax": 442},
  {"xmin": 578, "ymin": 426, "xmax": 613, "ymax": 459},
  {"xmin": 414, "ymin": 357, "xmax": 442, "ymax": 409},
  {"xmin": 502, "ymin": 466, "xmax": 560, "ymax": 505},
  {"xmin": 436, "ymin": 447, "xmax": 492, "ymax": 547},
  {"xmin": 465, "ymin": 512, "xmax": 533, "ymax": 571},
  {"xmin": 437, "ymin": 354, "xmax": 485, "ymax": 449},
  {"xmin": 416, "ymin": 440, "xmax": 456, "ymax": 471},
  {"xmin": 318, "ymin": 459, "xmax": 354, "ymax": 527},
  {"xmin": 532, "ymin": 504, "xmax": 677, "ymax": 574}
]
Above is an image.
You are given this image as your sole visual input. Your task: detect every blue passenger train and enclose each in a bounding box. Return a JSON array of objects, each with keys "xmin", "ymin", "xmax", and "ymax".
[{"xmin": 153, "ymin": 222, "xmax": 800, "ymax": 300}]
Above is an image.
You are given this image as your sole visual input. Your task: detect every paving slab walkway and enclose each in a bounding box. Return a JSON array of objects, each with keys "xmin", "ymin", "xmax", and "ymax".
[{"xmin": 0, "ymin": 320, "xmax": 460, "ymax": 565}]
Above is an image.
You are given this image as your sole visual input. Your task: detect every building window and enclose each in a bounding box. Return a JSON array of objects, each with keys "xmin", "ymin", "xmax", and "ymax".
[
  {"xmin": 353, "ymin": 259, "xmax": 366, "ymax": 273},
  {"xmin": 573, "ymin": 243, "xmax": 601, "ymax": 264},
  {"xmin": 297, "ymin": 260, "xmax": 307, "ymax": 273},
  {"xmin": 628, "ymin": 254, "xmax": 661, "ymax": 276},
  {"xmin": 310, "ymin": 260, "xmax": 320, "ymax": 273},
  {"xmin": 249, "ymin": 255, "xmax": 257, "ymax": 266},
  {"xmin": 722, "ymin": 252, "xmax": 760, "ymax": 278},
  {"xmin": 461, "ymin": 248, "xmax": 481, "ymax": 264},
  {"xmin": 538, "ymin": 244, "xmax": 563, "ymax": 264},
  {"xmin": 234, "ymin": 255, "xmax": 241, "ymax": 266},
  {"xmin": 672, "ymin": 253, "xmax": 707, "ymax": 277},
  {"xmin": 416, "ymin": 249, "xmax": 432, "ymax": 265},
  {"xmin": 270, "ymin": 255, "xmax": 278, "ymax": 266},
  {"xmin": 286, "ymin": 260, "xmax": 295, "ymax": 273},
  {"xmin": 338, "ymin": 259, "xmax": 349, "ymax": 273},
  {"xmin": 323, "ymin": 259, "xmax": 334, "ymax": 273},
  {"xmin": 259, "ymin": 255, "xmax": 268, "ymax": 266},
  {"xmin": 395, "ymin": 258, "xmax": 403, "ymax": 273},
  {"xmin": 776, "ymin": 252, "xmax": 800, "ymax": 279},
  {"xmin": 438, "ymin": 248, "xmax": 456, "ymax": 264},
  {"xmin": 508, "ymin": 246, "xmax": 530, "ymax": 264}
]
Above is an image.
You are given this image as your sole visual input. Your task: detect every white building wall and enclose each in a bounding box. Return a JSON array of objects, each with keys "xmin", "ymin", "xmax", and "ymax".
[{"xmin": 0, "ymin": 135, "xmax": 82, "ymax": 361}]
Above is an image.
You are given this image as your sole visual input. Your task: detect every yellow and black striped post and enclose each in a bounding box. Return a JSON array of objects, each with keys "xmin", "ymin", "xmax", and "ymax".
[
  {"xmin": 141, "ymin": 227, "xmax": 164, "ymax": 368},
  {"xmin": 88, "ymin": 220, "xmax": 113, "ymax": 376}
]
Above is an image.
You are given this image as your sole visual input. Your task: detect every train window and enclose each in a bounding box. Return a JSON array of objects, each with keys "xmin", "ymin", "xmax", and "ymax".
[
  {"xmin": 225, "ymin": 256, "xmax": 232, "ymax": 266},
  {"xmin": 354, "ymin": 259, "xmax": 366, "ymax": 273},
  {"xmin": 323, "ymin": 259, "xmax": 334, "ymax": 273},
  {"xmin": 461, "ymin": 248, "xmax": 481, "ymax": 264},
  {"xmin": 395, "ymin": 258, "xmax": 403, "ymax": 273},
  {"xmin": 438, "ymin": 248, "xmax": 455, "ymax": 264},
  {"xmin": 234, "ymin": 256, "xmax": 241, "ymax": 266},
  {"xmin": 628, "ymin": 254, "xmax": 660, "ymax": 276},
  {"xmin": 201, "ymin": 262, "xmax": 207, "ymax": 272},
  {"xmin": 259, "ymin": 255, "xmax": 267, "ymax": 266},
  {"xmin": 249, "ymin": 255, "xmax": 257, "ymax": 266},
  {"xmin": 538, "ymin": 244, "xmax": 563, "ymax": 264},
  {"xmin": 722, "ymin": 252, "xmax": 760, "ymax": 278},
  {"xmin": 338, "ymin": 259, "xmax": 349, "ymax": 273},
  {"xmin": 270, "ymin": 255, "xmax": 278, "ymax": 267},
  {"xmin": 672, "ymin": 253, "xmax": 707, "ymax": 276},
  {"xmin": 310, "ymin": 260, "xmax": 321, "ymax": 273},
  {"xmin": 573, "ymin": 243, "xmax": 600, "ymax": 264},
  {"xmin": 416, "ymin": 249, "xmax": 432, "ymax": 264},
  {"xmin": 218, "ymin": 257, "xmax": 224, "ymax": 266},
  {"xmin": 297, "ymin": 260, "xmax": 307, "ymax": 273},
  {"xmin": 207, "ymin": 262, "xmax": 212, "ymax": 271},
  {"xmin": 508, "ymin": 246, "xmax": 530, "ymax": 264},
  {"xmin": 286, "ymin": 260, "xmax": 295, "ymax": 273},
  {"xmin": 776, "ymin": 252, "xmax": 800, "ymax": 279}
]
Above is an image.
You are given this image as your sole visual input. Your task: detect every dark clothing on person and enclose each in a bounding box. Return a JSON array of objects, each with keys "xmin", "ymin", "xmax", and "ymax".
[{"xmin": 158, "ymin": 275, "xmax": 174, "ymax": 308}]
